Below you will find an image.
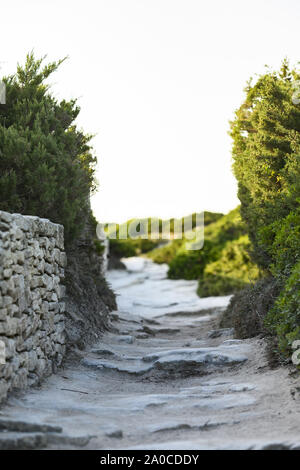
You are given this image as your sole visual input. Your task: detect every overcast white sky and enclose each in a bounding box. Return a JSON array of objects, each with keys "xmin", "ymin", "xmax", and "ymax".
[{"xmin": 1, "ymin": 0, "xmax": 299, "ymax": 222}]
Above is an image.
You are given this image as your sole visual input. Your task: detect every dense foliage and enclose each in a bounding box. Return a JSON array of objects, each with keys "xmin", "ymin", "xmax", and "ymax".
[
  {"xmin": 265, "ymin": 261, "xmax": 300, "ymax": 355},
  {"xmin": 168, "ymin": 240, "xmax": 216, "ymax": 280},
  {"xmin": 149, "ymin": 207, "xmax": 260, "ymax": 295},
  {"xmin": 220, "ymin": 276, "xmax": 281, "ymax": 340},
  {"xmin": 148, "ymin": 210, "xmax": 228, "ymax": 266},
  {"xmin": 108, "ymin": 212, "xmax": 223, "ymax": 260},
  {"xmin": 0, "ymin": 53, "xmax": 97, "ymax": 242},
  {"xmin": 168, "ymin": 208, "xmax": 260, "ymax": 291},
  {"xmin": 231, "ymin": 60, "xmax": 300, "ymax": 270},
  {"xmin": 230, "ymin": 60, "xmax": 300, "ymax": 356},
  {"xmin": 109, "ymin": 238, "xmax": 157, "ymax": 258},
  {"xmin": 148, "ymin": 239, "xmax": 183, "ymax": 265},
  {"xmin": 197, "ymin": 235, "xmax": 260, "ymax": 297}
]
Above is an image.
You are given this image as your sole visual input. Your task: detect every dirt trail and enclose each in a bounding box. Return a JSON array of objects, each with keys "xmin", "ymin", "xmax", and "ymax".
[{"xmin": 1, "ymin": 257, "xmax": 300, "ymax": 450}]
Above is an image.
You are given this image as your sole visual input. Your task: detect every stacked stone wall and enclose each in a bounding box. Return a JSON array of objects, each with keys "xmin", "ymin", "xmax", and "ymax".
[{"xmin": 0, "ymin": 211, "xmax": 66, "ymax": 402}]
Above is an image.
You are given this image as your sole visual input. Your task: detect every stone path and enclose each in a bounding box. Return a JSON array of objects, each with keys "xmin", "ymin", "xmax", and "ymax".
[{"xmin": 1, "ymin": 257, "xmax": 300, "ymax": 450}]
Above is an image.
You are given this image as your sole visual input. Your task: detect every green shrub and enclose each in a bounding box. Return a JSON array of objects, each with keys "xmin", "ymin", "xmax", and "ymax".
[
  {"xmin": 268, "ymin": 210, "xmax": 300, "ymax": 278},
  {"xmin": 220, "ymin": 276, "xmax": 281, "ymax": 339},
  {"xmin": 0, "ymin": 53, "xmax": 97, "ymax": 242},
  {"xmin": 93, "ymin": 239, "xmax": 105, "ymax": 256},
  {"xmin": 204, "ymin": 207, "xmax": 245, "ymax": 244},
  {"xmin": 149, "ymin": 208, "xmax": 243, "ymax": 269},
  {"xmin": 230, "ymin": 60, "xmax": 300, "ymax": 270},
  {"xmin": 265, "ymin": 262, "xmax": 300, "ymax": 356},
  {"xmin": 167, "ymin": 240, "xmax": 217, "ymax": 280},
  {"xmin": 197, "ymin": 235, "xmax": 260, "ymax": 296},
  {"xmin": 198, "ymin": 275, "xmax": 248, "ymax": 296},
  {"xmin": 162, "ymin": 207, "xmax": 250, "ymax": 282},
  {"xmin": 147, "ymin": 239, "xmax": 184, "ymax": 264},
  {"xmin": 109, "ymin": 239, "xmax": 136, "ymax": 258},
  {"xmin": 108, "ymin": 212, "xmax": 223, "ymax": 263},
  {"xmin": 136, "ymin": 238, "xmax": 159, "ymax": 254},
  {"xmin": 109, "ymin": 237, "xmax": 160, "ymax": 260},
  {"xmin": 224, "ymin": 61, "xmax": 300, "ymax": 355}
]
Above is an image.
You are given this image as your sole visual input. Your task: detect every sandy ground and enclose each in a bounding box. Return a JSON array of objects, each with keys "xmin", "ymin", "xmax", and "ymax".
[{"xmin": 0, "ymin": 257, "xmax": 300, "ymax": 450}]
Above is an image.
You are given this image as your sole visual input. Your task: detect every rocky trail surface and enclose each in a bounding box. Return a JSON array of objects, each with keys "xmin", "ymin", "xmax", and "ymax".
[{"xmin": 1, "ymin": 258, "xmax": 300, "ymax": 450}]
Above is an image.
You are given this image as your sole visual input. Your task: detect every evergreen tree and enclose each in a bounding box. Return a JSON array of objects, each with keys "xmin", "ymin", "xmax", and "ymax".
[
  {"xmin": 230, "ymin": 60, "xmax": 300, "ymax": 270},
  {"xmin": 0, "ymin": 53, "xmax": 97, "ymax": 242},
  {"xmin": 230, "ymin": 60, "xmax": 300, "ymax": 355}
]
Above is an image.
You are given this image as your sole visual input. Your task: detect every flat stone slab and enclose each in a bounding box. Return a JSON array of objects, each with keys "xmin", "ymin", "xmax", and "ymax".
[
  {"xmin": 117, "ymin": 335, "xmax": 135, "ymax": 344},
  {"xmin": 82, "ymin": 344, "xmax": 248, "ymax": 378},
  {"xmin": 142, "ymin": 346, "xmax": 248, "ymax": 368},
  {"xmin": 0, "ymin": 432, "xmax": 47, "ymax": 450},
  {"xmin": 0, "ymin": 418, "xmax": 62, "ymax": 434},
  {"xmin": 82, "ymin": 358, "xmax": 152, "ymax": 375}
]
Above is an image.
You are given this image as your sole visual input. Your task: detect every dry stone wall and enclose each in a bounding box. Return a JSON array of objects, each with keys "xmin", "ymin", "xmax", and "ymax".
[{"xmin": 0, "ymin": 210, "xmax": 66, "ymax": 403}]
